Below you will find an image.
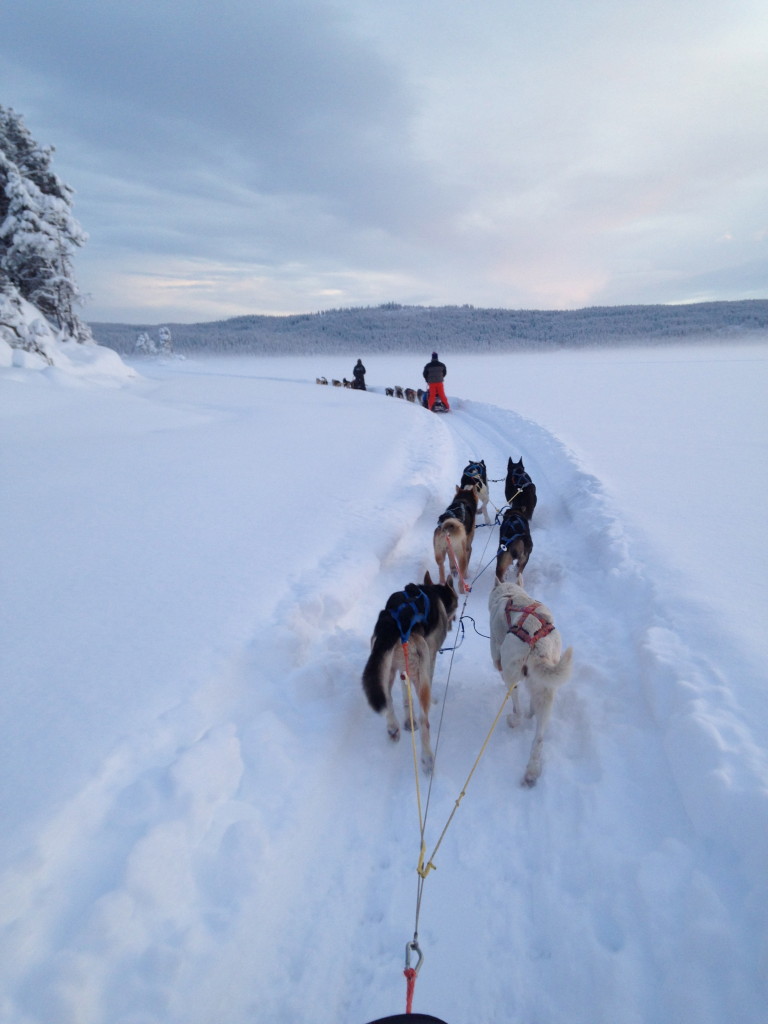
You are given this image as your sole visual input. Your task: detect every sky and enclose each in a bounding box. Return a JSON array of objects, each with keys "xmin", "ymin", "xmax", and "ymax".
[{"xmin": 2, "ymin": 0, "xmax": 767, "ymax": 324}]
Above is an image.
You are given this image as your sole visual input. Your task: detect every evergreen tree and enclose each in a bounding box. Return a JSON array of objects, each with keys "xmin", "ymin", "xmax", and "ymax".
[
  {"xmin": 134, "ymin": 331, "xmax": 156, "ymax": 354},
  {"xmin": 158, "ymin": 326, "xmax": 173, "ymax": 354},
  {"xmin": 0, "ymin": 105, "xmax": 92, "ymax": 342}
]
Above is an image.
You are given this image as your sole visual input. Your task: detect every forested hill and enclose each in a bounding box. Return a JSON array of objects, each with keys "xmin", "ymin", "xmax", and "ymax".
[{"xmin": 90, "ymin": 298, "xmax": 768, "ymax": 356}]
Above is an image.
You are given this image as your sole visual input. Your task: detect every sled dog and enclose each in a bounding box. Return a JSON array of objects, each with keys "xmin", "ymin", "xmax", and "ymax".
[
  {"xmin": 433, "ymin": 481, "xmax": 482, "ymax": 587},
  {"xmin": 488, "ymin": 580, "xmax": 573, "ymax": 786},
  {"xmin": 505, "ymin": 457, "xmax": 537, "ymax": 520},
  {"xmin": 460, "ymin": 459, "xmax": 491, "ymax": 525},
  {"xmin": 362, "ymin": 572, "xmax": 458, "ymax": 773},
  {"xmin": 495, "ymin": 508, "xmax": 533, "ymax": 583}
]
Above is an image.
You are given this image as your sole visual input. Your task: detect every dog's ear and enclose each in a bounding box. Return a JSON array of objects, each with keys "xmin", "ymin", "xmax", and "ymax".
[
  {"xmin": 424, "ymin": 570, "xmax": 433, "ymax": 586},
  {"xmin": 455, "ymin": 484, "xmax": 460, "ymax": 494}
]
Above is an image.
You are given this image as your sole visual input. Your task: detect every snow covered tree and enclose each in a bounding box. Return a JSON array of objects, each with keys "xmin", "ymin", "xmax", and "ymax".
[
  {"xmin": 134, "ymin": 331, "xmax": 156, "ymax": 354},
  {"xmin": 158, "ymin": 326, "xmax": 173, "ymax": 354},
  {"xmin": 0, "ymin": 105, "xmax": 92, "ymax": 343}
]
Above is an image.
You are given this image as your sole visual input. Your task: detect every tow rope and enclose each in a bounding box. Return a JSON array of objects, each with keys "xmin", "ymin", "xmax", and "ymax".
[{"xmin": 399, "ymin": 491, "xmax": 511, "ymax": 1013}]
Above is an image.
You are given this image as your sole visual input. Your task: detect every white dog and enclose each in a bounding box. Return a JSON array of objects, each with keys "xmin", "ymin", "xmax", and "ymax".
[{"xmin": 488, "ymin": 579, "xmax": 573, "ymax": 786}]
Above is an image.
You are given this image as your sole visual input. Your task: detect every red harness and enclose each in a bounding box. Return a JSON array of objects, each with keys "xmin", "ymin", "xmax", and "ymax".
[{"xmin": 504, "ymin": 599, "xmax": 554, "ymax": 647}]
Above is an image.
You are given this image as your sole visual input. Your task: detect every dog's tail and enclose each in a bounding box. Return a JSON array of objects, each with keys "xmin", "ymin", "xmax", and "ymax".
[
  {"xmin": 362, "ymin": 614, "xmax": 399, "ymax": 713},
  {"xmin": 534, "ymin": 645, "xmax": 573, "ymax": 685},
  {"xmin": 437, "ymin": 518, "xmax": 462, "ymax": 537}
]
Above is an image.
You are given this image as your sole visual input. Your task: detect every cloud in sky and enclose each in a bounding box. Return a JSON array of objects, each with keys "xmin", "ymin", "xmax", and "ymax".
[{"xmin": 2, "ymin": 0, "xmax": 767, "ymax": 322}]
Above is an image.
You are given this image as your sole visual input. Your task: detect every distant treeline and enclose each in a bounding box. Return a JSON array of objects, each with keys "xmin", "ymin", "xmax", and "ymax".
[{"xmin": 90, "ymin": 299, "xmax": 768, "ymax": 356}]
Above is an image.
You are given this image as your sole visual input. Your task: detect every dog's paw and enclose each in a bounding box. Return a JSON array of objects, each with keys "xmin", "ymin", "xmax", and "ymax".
[
  {"xmin": 421, "ymin": 753, "xmax": 434, "ymax": 775},
  {"xmin": 388, "ymin": 725, "xmax": 401, "ymax": 743},
  {"xmin": 506, "ymin": 712, "xmax": 522, "ymax": 729}
]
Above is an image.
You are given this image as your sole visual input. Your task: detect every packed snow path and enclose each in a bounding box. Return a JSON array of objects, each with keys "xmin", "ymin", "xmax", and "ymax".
[{"xmin": 1, "ymin": 353, "xmax": 765, "ymax": 1024}]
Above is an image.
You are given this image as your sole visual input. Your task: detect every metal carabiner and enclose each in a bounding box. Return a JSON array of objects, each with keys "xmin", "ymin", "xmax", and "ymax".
[{"xmin": 405, "ymin": 938, "xmax": 424, "ymax": 976}]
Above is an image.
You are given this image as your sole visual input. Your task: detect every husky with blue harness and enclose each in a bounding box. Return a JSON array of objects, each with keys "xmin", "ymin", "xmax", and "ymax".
[
  {"xmin": 362, "ymin": 572, "xmax": 458, "ymax": 774},
  {"xmin": 460, "ymin": 459, "xmax": 491, "ymax": 525},
  {"xmin": 504, "ymin": 456, "xmax": 538, "ymax": 520},
  {"xmin": 496, "ymin": 508, "xmax": 533, "ymax": 584}
]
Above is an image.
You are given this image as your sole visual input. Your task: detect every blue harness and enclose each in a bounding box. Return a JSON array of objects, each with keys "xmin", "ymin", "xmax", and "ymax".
[
  {"xmin": 389, "ymin": 585, "xmax": 432, "ymax": 644},
  {"xmin": 508, "ymin": 467, "xmax": 532, "ymax": 492},
  {"xmin": 498, "ymin": 511, "xmax": 529, "ymax": 553},
  {"xmin": 463, "ymin": 461, "xmax": 485, "ymax": 481},
  {"xmin": 439, "ymin": 495, "xmax": 474, "ymax": 529}
]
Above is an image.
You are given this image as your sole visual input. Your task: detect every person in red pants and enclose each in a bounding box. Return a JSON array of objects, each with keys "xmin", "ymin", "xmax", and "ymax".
[{"xmin": 422, "ymin": 351, "xmax": 450, "ymax": 411}]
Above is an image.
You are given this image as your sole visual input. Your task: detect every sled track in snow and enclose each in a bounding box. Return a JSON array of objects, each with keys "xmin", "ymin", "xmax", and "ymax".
[{"xmin": 2, "ymin": 372, "xmax": 765, "ymax": 1024}]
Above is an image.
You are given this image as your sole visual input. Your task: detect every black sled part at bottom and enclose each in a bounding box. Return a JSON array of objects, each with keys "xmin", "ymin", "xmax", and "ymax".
[{"xmin": 364, "ymin": 1015, "xmax": 449, "ymax": 1024}]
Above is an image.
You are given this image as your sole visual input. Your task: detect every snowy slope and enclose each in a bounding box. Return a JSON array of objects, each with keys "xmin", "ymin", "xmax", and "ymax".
[{"xmin": 0, "ymin": 346, "xmax": 766, "ymax": 1024}]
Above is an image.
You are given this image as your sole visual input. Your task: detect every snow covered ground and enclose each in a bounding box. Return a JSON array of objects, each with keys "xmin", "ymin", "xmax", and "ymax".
[{"xmin": 1, "ymin": 340, "xmax": 766, "ymax": 1024}]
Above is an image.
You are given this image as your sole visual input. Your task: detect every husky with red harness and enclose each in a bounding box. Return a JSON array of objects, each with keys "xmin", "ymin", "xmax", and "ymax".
[{"xmin": 488, "ymin": 579, "xmax": 573, "ymax": 786}]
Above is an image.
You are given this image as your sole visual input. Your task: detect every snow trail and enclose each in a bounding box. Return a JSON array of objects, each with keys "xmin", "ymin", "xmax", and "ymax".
[{"xmin": 1, "ymin": 355, "xmax": 765, "ymax": 1024}]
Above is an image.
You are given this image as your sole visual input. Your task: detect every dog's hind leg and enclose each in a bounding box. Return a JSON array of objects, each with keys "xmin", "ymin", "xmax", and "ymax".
[
  {"xmin": 495, "ymin": 550, "xmax": 512, "ymax": 583},
  {"xmin": 399, "ymin": 670, "xmax": 418, "ymax": 733},
  {"xmin": 417, "ymin": 672, "xmax": 435, "ymax": 775},
  {"xmin": 505, "ymin": 680, "xmax": 524, "ymax": 729},
  {"xmin": 479, "ymin": 491, "xmax": 491, "ymax": 525},
  {"xmin": 523, "ymin": 684, "xmax": 556, "ymax": 786},
  {"xmin": 402, "ymin": 637, "xmax": 435, "ymax": 773},
  {"xmin": 517, "ymin": 542, "xmax": 532, "ymax": 586},
  {"xmin": 433, "ymin": 531, "xmax": 448, "ymax": 585},
  {"xmin": 383, "ymin": 664, "xmax": 401, "ymax": 742}
]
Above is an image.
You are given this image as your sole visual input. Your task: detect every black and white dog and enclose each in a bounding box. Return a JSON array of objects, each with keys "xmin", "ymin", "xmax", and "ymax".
[
  {"xmin": 504, "ymin": 457, "xmax": 537, "ymax": 520},
  {"xmin": 495, "ymin": 508, "xmax": 533, "ymax": 584},
  {"xmin": 460, "ymin": 459, "xmax": 491, "ymax": 525},
  {"xmin": 362, "ymin": 572, "xmax": 458, "ymax": 773},
  {"xmin": 489, "ymin": 580, "xmax": 573, "ymax": 786}
]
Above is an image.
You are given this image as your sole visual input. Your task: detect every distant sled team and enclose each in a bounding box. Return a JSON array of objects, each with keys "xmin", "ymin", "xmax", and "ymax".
[
  {"xmin": 361, "ymin": 447, "xmax": 573, "ymax": 787},
  {"xmin": 316, "ymin": 352, "xmax": 450, "ymax": 412}
]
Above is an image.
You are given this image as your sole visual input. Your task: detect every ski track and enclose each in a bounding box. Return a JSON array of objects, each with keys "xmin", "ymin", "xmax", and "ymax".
[{"xmin": 1, "ymin": 379, "xmax": 766, "ymax": 1024}]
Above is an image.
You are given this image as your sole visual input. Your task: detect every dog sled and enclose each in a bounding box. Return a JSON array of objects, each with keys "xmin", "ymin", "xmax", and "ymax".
[
  {"xmin": 365, "ymin": 1016, "xmax": 448, "ymax": 1024},
  {"xmin": 420, "ymin": 392, "xmax": 450, "ymax": 413}
]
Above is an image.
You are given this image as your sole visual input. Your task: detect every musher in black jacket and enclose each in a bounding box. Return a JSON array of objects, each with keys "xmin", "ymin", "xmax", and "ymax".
[{"xmin": 422, "ymin": 352, "xmax": 450, "ymax": 410}]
